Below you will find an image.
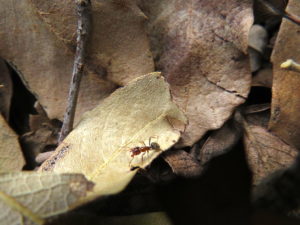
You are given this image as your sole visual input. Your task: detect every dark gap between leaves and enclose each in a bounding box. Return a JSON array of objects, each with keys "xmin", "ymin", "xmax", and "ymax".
[
  {"xmin": 8, "ymin": 63, "xmax": 36, "ymax": 135},
  {"xmin": 247, "ymin": 86, "xmax": 271, "ymax": 105}
]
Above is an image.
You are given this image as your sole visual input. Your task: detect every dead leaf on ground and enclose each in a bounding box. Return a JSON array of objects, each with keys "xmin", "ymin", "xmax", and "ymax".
[
  {"xmin": 0, "ymin": 115, "xmax": 25, "ymax": 172},
  {"xmin": 29, "ymin": 102, "xmax": 54, "ymax": 132},
  {"xmin": 39, "ymin": 73, "xmax": 187, "ymax": 198},
  {"xmin": 0, "ymin": 59, "xmax": 12, "ymax": 120},
  {"xmin": 0, "ymin": 0, "xmax": 154, "ymax": 121},
  {"xmin": 163, "ymin": 150, "xmax": 202, "ymax": 177},
  {"xmin": 21, "ymin": 123, "xmax": 59, "ymax": 167},
  {"xmin": 269, "ymin": 0, "xmax": 300, "ymax": 149},
  {"xmin": 243, "ymin": 121, "xmax": 298, "ymax": 185},
  {"xmin": 30, "ymin": 0, "xmax": 154, "ymax": 85},
  {"xmin": 252, "ymin": 66, "xmax": 273, "ymax": 88},
  {"xmin": 0, "ymin": 172, "xmax": 94, "ymax": 225},
  {"xmin": 198, "ymin": 116, "xmax": 243, "ymax": 166},
  {"xmin": 140, "ymin": 0, "xmax": 253, "ymax": 146}
]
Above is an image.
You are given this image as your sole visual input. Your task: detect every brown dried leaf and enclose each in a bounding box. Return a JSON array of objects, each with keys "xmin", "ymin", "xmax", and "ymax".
[
  {"xmin": 0, "ymin": 0, "xmax": 118, "ymax": 123},
  {"xmin": 244, "ymin": 123, "xmax": 298, "ymax": 185},
  {"xmin": 163, "ymin": 150, "xmax": 202, "ymax": 177},
  {"xmin": 21, "ymin": 123, "xmax": 59, "ymax": 167},
  {"xmin": 141, "ymin": 0, "xmax": 253, "ymax": 146},
  {"xmin": 0, "ymin": 115, "xmax": 25, "ymax": 172},
  {"xmin": 29, "ymin": 102, "xmax": 52, "ymax": 132},
  {"xmin": 269, "ymin": 0, "xmax": 300, "ymax": 149},
  {"xmin": 39, "ymin": 73, "xmax": 187, "ymax": 198},
  {"xmin": 199, "ymin": 117, "xmax": 242, "ymax": 166},
  {"xmin": 0, "ymin": 172, "xmax": 94, "ymax": 225},
  {"xmin": 252, "ymin": 66, "xmax": 273, "ymax": 88},
  {"xmin": 0, "ymin": 59, "xmax": 12, "ymax": 120},
  {"xmin": 30, "ymin": 0, "xmax": 154, "ymax": 86}
]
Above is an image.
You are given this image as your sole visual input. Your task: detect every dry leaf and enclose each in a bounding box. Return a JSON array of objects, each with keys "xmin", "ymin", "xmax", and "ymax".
[
  {"xmin": 252, "ymin": 66, "xmax": 273, "ymax": 88},
  {"xmin": 30, "ymin": 0, "xmax": 154, "ymax": 85},
  {"xmin": 163, "ymin": 150, "xmax": 202, "ymax": 177},
  {"xmin": 20, "ymin": 102, "xmax": 60, "ymax": 167},
  {"xmin": 29, "ymin": 102, "xmax": 53, "ymax": 132},
  {"xmin": 269, "ymin": 0, "xmax": 300, "ymax": 149},
  {"xmin": 40, "ymin": 73, "xmax": 187, "ymax": 198},
  {"xmin": 0, "ymin": 59, "xmax": 12, "ymax": 120},
  {"xmin": 0, "ymin": 115, "xmax": 25, "ymax": 172},
  {"xmin": 244, "ymin": 123, "xmax": 298, "ymax": 185},
  {"xmin": 141, "ymin": 0, "xmax": 253, "ymax": 146},
  {"xmin": 199, "ymin": 117, "xmax": 242, "ymax": 166},
  {"xmin": 0, "ymin": 0, "xmax": 118, "ymax": 123},
  {"xmin": 0, "ymin": 172, "xmax": 94, "ymax": 225},
  {"xmin": 21, "ymin": 123, "xmax": 59, "ymax": 167}
]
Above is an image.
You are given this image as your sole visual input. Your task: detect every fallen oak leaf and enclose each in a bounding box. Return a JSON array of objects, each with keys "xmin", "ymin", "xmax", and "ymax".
[
  {"xmin": 140, "ymin": 0, "xmax": 253, "ymax": 146},
  {"xmin": 243, "ymin": 121, "xmax": 298, "ymax": 186},
  {"xmin": 39, "ymin": 73, "xmax": 187, "ymax": 198},
  {"xmin": 0, "ymin": 172, "xmax": 94, "ymax": 225},
  {"xmin": 0, "ymin": 0, "xmax": 117, "ymax": 123}
]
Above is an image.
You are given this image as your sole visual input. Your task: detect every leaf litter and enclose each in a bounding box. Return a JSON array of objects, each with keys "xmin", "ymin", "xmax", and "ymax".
[{"xmin": 0, "ymin": 0, "xmax": 300, "ymax": 223}]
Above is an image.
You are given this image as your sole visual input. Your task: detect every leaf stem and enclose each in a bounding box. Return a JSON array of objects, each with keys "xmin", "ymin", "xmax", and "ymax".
[
  {"xmin": 281, "ymin": 59, "xmax": 300, "ymax": 73},
  {"xmin": 59, "ymin": 0, "xmax": 92, "ymax": 143}
]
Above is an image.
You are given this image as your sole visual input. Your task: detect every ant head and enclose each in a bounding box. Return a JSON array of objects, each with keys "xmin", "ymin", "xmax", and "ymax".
[{"xmin": 150, "ymin": 142, "xmax": 160, "ymax": 150}]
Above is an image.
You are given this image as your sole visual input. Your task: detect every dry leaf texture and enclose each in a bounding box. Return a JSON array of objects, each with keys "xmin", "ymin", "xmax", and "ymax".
[
  {"xmin": 40, "ymin": 73, "xmax": 187, "ymax": 197},
  {"xmin": 0, "ymin": 172, "xmax": 94, "ymax": 225},
  {"xmin": 244, "ymin": 124, "xmax": 298, "ymax": 185},
  {"xmin": 199, "ymin": 118, "xmax": 242, "ymax": 166},
  {"xmin": 0, "ymin": 59, "xmax": 12, "ymax": 120},
  {"xmin": 0, "ymin": 0, "xmax": 117, "ymax": 123},
  {"xmin": 141, "ymin": 0, "xmax": 253, "ymax": 146},
  {"xmin": 0, "ymin": 115, "xmax": 25, "ymax": 172},
  {"xmin": 270, "ymin": 0, "xmax": 300, "ymax": 149},
  {"xmin": 30, "ymin": 0, "xmax": 154, "ymax": 85},
  {"xmin": 163, "ymin": 150, "xmax": 202, "ymax": 177}
]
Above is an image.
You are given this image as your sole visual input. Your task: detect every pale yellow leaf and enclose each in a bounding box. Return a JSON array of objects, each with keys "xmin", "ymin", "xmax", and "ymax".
[
  {"xmin": 0, "ymin": 115, "xmax": 25, "ymax": 172},
  {"xmin": 0, "ymin": 172, "xmax": 94, "ymax": 225},
  {"xmin": 40, "ymin": 73, "xmax": 187, "ymax": 198}
]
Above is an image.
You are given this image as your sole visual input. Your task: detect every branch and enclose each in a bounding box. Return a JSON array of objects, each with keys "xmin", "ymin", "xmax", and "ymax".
[
  {"xmin": 257, "ymin": 0, "xmax": 300, "ymax": 26},
  {"xmin": 59, "ymin": 0, "xmax": 92, "ymax": 143}
]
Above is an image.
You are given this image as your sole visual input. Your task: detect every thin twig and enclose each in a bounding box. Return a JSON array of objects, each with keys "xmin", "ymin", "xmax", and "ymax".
[
  {"xmin": 59, "ymin": 0, "xmax": 92, "ymax": 143},
  {"xmin": 281, "ymin": 59, "xmax": 300, "ymax": 73},
  {"xmin": 258, "ymin": 0, "xmax": 300, "ymax": 26}
]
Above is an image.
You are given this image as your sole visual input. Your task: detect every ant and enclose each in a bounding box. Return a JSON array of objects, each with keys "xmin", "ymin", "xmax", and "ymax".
[{"xmin": 129, "ymin": 137, "xmax": 160, "ymax": 169}]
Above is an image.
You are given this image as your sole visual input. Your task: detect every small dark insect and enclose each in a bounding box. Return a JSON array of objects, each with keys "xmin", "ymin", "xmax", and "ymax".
[{"xmin": 129, "ymin": 138, "xmax": 160, "ymax": 168}]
